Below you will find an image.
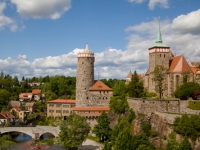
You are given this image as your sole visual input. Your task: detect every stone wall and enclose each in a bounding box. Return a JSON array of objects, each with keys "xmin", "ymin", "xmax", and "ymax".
[{"xmin": 127, "ymin": 98, "xmax": 190, "ymax": 115}]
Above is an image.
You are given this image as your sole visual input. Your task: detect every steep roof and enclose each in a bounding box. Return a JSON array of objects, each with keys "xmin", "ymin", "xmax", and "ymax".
[
  {"xmin": 72, "ymin": 106, "xmax": 109, "ymax": 111},
  {"xmin": 151, "ymin": 20, "xmax": 168, "ymax": 48},
  {"xmin": 145, "ymin": 69, "xmax": 150, "ymax": 75},
  {"xmin": 47, "ymin": 99, "xmax": 76, "ymax": 103},
  {"xmin": 169, "ymin": 55, "xmax": 192, "ymax": 73},
  {"xmin": 126, "ymin": 71, "xmax": 132, "ymax": 78},
  {"xmin": 89, "ymin": 80, "xmax": 113, "ymax": 91}
]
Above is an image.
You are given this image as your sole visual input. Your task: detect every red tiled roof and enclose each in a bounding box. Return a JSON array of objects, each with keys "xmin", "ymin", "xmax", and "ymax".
[
  {"xmin": 19, "ymin": 93, "xmax": 33, "ymax": 99},
  {"xmin": 13, "ymin": 106, "xmax": 22, "ymax": 111},
  {"xmin": 145, "ymin": 69, "xmax": 150, "ymax": 75},
  {"xmin": 89, "ymin": 80, "xmax": 113, "ymax": 91},
  {"xmin": 0, "ymin": 111, "xmax": 15, "ymax": 119},
  {"xmin": 32, "ymin": 89, "xmax": 41, "ymax": 95},
  {"xmin": 169, "ymin": 55, "xmax": 192, "ymax": 73},
  {"xmin": 126, "ymin": 71, "xmax": 132, "ymax": 78},
  {"xmin": 190, "ymin": 67, "xmax": 200, "ymax": 75},
  {"xmin": 72, "ymin": 106, "xmax": 109, "ymax": 111},
  {"xmin": 48, "ymin": 99, "xmax": 76, "ymax": 103}
]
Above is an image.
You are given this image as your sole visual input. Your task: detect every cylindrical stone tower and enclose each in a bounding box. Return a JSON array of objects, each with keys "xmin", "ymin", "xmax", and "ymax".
[{"xmin": 76, "ymin": 44, "xmax": 95, "ymax": 106}]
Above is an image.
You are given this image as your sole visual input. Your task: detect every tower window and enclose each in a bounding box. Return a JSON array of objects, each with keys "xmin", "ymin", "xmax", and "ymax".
[
  {"xmin": 164, "ymin": 54, "xmax": 165, "ymax": 58},
  {"xmin": 160, "ymin": 54, "xmax": 161, "ymax": 57},
  {"xmin": 82, "ymin": 62, "xmax": 84, "ymax": 64}
]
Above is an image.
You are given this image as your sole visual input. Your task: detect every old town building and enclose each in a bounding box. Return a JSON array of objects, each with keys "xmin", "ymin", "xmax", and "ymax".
[
  {"xmin": 72, "ymin": 44, "xmax": 113, "ymax": 119},
  {"xmin": 143, "ymin": 23, "xmax": 195, "ymax": 97}
]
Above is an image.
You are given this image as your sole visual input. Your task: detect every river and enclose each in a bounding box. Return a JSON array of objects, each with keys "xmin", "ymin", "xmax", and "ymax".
[
  {"xmin": 10, "ymin": 133, "xmax": 102, "ymax": 150},
  {"xmin": 11, "ymin": 132, "xmax": 66, "ymax": 150}
]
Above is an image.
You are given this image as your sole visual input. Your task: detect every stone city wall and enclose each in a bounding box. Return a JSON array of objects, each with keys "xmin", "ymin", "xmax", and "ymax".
[{"xmin": 127, "ymin": 98, "xmax": 191, "ymax": 115}]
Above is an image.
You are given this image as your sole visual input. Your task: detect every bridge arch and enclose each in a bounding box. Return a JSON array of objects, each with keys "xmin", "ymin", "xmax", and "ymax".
[
  {"xmin": 0, "ymin": 131, "xmax": 34, "ymax": 138},
  {"xmin": 39, "ymin": 132, "xmax": 56, "ymax": 139}
]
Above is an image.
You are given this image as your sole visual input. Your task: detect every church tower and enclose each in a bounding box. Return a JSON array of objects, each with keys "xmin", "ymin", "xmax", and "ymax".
[
  {"xmin": 76, "ymin": 44, "xmax": 95, "ymax": 106},
  {"xmin": 148, "ymin": 20, "xmax": 172, "ymax": 72}
]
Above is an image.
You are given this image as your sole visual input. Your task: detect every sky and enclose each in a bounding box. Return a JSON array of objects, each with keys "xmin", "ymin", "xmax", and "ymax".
[{"xmin": 0, "ymin": 0, "xmax": 200, "ymax": 80}]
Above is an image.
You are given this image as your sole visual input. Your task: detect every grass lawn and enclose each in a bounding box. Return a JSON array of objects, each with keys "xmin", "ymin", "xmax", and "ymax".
[
  {"xmin": 87, "ymin": 135, "xmax": 100, "ymax": 143},
  {"xmin": 188, "ymin": 100, "xmax": 200, "ymax": 110}
]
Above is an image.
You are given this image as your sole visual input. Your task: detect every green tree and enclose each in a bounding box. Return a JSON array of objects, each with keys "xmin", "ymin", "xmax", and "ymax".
[
  {"xmin": 57, "ymin": 113, "xmax": 90, "ymax": 150},
  {"xmin": 127, "ymin": 70, "xmax": 144, "ymax": 98},
  {"xmin": 0, "ymin": 89, "xmax": 11, "ymax": 111},
  {"xmin": 93, "ymin": 111, "xmax": 111, "ymax": 142},
  {"xmin": 152, "ymin": 65, "xmax": 168, "ymax": 99},
  {"xmin": 109, "ymin": 96, "xmax": 129, "ymax": 114},
  {"xmin": 174, "ymin": 82, "xmax": 200, "ymax": 98},
  {"xmin": 174, "ymin": 114, "xmax": 200, "ymax": 141},
  {"xmin": 113, "ymin": 80, "xmax": 127, "ymax": 96},
  {"xmin": 179, "ymin": 137, "xmax": 192, "ymax": 150},
  {"xmin": 0, "ymin": 135, "xmax": 16, "ymax": 150}
]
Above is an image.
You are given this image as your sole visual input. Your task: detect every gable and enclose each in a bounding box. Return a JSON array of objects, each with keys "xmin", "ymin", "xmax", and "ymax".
[
  {"xmin": 89, "ymin": 80, "xmax": 113, "ymax": 91},
  {"xmin": 169, "ymin": 55, "xmax": 192, "ymax": 73}
]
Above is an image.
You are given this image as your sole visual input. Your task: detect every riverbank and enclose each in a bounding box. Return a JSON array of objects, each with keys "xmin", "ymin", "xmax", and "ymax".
[{"xmin": 78, "ymin": 139, "xmax": 103, "ymax": 150}]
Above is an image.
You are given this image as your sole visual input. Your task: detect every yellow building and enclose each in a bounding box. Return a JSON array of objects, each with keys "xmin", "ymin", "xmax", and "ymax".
[{"xmin": 47, "ymin": 99, "xmax": 76, "ymax": 119}]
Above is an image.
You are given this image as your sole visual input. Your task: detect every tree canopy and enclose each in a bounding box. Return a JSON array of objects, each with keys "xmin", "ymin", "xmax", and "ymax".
[
  {"xmin": 0, "ymin": 135, "xmax": 16, "ymax": 150},
  {"xmin": 57, "ymin": 113, "xmax": 90, "ymax": 150},
  {"xmin": 127, "ymin": 70, "xmax": 144, "ymax": 98},
  {"xmin": 93, "ymin": 111, "xmax": 112, "ymax": 142},
  {"xmin": 152, "ymin": 65, "xmax": 168, "ymax": 99},
  {"xmin": 174, "ymin": 114, "xmax": 200, "ymax": 141},
  {"xmin": 174, "ymin": 82, "xmax": 200, "ymax": 98}
]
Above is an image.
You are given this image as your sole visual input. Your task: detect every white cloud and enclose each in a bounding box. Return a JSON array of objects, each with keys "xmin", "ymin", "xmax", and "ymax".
[
  {"xmin": 11, "ymin": 0, "xmax": 71, "ymax": 19},
  {"xmin": 172, "ymin": 9, "xmax": 200, "ymax": 34},
  {"xmin": 127, "ymin": 0, "xmax": 146, "ymax": 3},
  {"xmin": 127, "ymin": 0, "xmax": 169, "ymax": 10},
  {"xmin": 1, "ymin": 9, "xmax": 200, "ymax": 79},
  {"xmin": 148, "ymin": 0, "xmax": 169, "ymax": 10},
  {"xmin": 0, "ymin": 2, "xmax": 18, "ymax": 31}
]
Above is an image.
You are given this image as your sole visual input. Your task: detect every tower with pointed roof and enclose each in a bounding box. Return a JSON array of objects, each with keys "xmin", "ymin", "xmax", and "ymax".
[
  {"xmin": 76, "ymin": 44, "xmax": 95, "ymax": 106},
  {"xmin": 74, "ymin": 44, "xmax": 113, "ymax": 121},
  {"xmin": 144, "ymin": 20, "xmax": 194, "ymax": 97},
  {"xmin": 148, "ymin": 20, "xmax": 173, "ymax": 73}
]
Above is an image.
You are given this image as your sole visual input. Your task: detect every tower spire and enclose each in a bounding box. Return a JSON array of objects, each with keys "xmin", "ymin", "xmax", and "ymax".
[{"xmin": 156, "ymin": 17, "xmax": 162, "ymax": 43}]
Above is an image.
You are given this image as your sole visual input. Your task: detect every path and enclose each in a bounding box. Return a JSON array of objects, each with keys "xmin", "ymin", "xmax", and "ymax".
[{"xmin": 78, "ymin": 139, "xmax": 103, "ymax": 150}]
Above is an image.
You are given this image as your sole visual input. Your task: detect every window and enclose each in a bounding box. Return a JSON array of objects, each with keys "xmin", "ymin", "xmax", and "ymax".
[
  {"xmin": 49, "ymin": 110, "xmax": 54, "ymax": 113},
  {"xmin": 63, "ymin": 110, "xmax": 69, "ymax": 113},
  {"xmin": 176, "ymin": 75, "xmax": 180, "ymax": 88},
  {"xmin": 49, "ymin": 104, "xmax": 54, "ymax": 107},
  {"xmin": 63, "ymin": 105, "xmax": 69, "ymax": 108},
  {"xmin": 56, "ymin": 110, "xmax": 61, "ymax": 113},
  {"xmin": 56, "ymin": 104, "xmax": 61, "ymax": 108}
]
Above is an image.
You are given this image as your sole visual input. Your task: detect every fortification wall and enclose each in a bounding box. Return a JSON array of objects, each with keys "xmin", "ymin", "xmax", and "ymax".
[{"xmin": 127, "ymin": 98, "xmax": 190, "ymax": 115}]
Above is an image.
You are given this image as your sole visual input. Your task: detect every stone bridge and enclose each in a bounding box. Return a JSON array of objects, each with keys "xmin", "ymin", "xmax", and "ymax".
[{"xmin": 0, "ymin": 126, "xmax": 60, "ymax": 139}]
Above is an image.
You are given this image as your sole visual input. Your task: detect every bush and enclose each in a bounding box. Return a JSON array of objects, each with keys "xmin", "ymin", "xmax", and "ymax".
[
  {"xmin": 174, "ymin": 82, "xmax": 200, "ymax": 98},
  {"xmin": 192, "ymin": 90, "xmax": 200, "ymax": 100},
  {"xmin": 146, "ymin": 92, "xmax": 157, "ymax": 98},
  {"xmin": 180, "ymin": 94, "xmax": 188, "ymax": 100}
]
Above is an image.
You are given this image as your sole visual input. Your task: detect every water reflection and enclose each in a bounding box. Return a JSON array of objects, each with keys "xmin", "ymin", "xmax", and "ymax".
[{"xmin": 10, "ymin": 132, "xmax": 66, "ymax": 150}]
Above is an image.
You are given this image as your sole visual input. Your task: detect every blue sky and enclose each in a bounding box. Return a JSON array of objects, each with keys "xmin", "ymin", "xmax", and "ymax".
[{"xmin": 0, "ymin": 0, "xmax": 200, "ymax": 80}]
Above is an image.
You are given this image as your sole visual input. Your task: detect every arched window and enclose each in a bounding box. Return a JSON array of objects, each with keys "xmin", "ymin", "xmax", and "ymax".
[{"xmin": 176, "ymin": 75, "xmax": 180, "ymax": 88}]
